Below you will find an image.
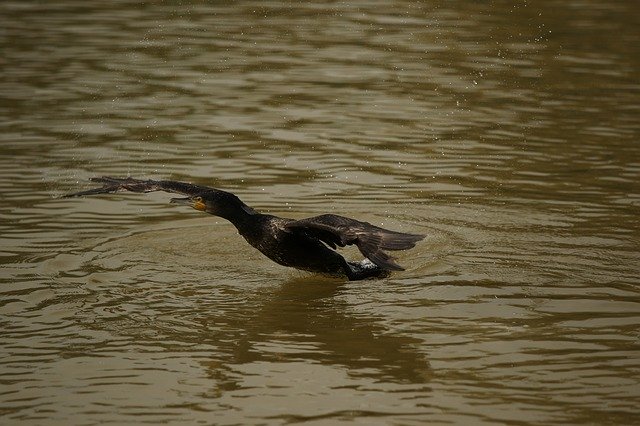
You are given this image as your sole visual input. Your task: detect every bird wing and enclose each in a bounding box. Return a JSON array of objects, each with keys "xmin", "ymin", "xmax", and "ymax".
[
  {"xmin": 284, "ymin": 214, "xmax": 424, "ymax": 271},
  {"xmin": 62, "ymin": 176, "xmax": 212, "ymax": 198}
]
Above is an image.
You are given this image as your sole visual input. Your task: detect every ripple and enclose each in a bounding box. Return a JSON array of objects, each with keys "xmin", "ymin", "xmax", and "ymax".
[{"xmin": 2, "ymin": 0, "xmax": 640, "ymax": 424}]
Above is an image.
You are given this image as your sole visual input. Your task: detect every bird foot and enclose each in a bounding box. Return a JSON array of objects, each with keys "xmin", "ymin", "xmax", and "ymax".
[{"xmin": 345, "ymin": 259, "xmax": 390, "ymax": 281}]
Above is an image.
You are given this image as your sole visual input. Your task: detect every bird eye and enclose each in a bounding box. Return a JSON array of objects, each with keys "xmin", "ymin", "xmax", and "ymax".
[{"xmin": 195, "ymin": 196, "xmax": 203, "ymax": 203}]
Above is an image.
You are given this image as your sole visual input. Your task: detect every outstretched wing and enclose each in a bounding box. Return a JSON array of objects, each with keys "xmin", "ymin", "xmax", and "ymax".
[
  {"xmin": 285, "ymin": 214, "xmax": 424, "ymax": 271},
  {"xmin": 62, "ymin": 176, "xmax": 212, "ymax": 198}
]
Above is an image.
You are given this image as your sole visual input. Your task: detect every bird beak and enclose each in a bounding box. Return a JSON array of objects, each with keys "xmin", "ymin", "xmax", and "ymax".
[
  {"xmin": 170, "ymin": 197, "xmax": 194, "ymax": 208},
  {"xmin": 170, "ymin": 197, "xmax": 206, "ymax": 211}
]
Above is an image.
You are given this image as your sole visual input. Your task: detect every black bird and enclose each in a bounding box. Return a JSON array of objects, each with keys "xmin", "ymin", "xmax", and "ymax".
[{"xmin": 64, "ymin": 177, "xmax": 424, "ymax": 280}]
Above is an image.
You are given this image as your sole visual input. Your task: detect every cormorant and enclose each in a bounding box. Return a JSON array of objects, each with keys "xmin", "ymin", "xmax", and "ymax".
[{"xmin": 64, "ymin": 177, "xmax": 424, "ymax": 280}]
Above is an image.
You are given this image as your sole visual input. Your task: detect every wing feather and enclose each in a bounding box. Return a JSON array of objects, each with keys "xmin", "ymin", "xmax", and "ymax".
[
  {"xmin": 285, "ymin": 214, "xmax": 424, "ymax": 271},
  {"xmin": 63, "ymin": 176, "xmax": 212, "ymax": 198}
]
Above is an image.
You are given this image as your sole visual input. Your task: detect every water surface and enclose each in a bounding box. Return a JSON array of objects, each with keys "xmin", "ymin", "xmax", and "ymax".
[{"xmin": 1, "ymin": 1, "xmax": 639, "ymax": 424}]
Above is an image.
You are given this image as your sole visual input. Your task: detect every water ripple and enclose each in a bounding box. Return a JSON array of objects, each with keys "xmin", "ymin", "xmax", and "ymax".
[{"xmin": 2, "ymin": 0, "xmax": 640, "ymax": 424}]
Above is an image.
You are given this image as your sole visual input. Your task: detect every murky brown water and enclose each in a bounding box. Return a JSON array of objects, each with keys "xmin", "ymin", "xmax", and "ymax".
[{"xmin": 2, "ymin": 0, "xmax": 639, "ymax": 424}]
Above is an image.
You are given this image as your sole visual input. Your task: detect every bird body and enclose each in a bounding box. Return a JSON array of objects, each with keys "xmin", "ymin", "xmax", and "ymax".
[
  {"xmin": 64, "ymin": 177, "xmax": 423, "ymax": 280},
  {"xmin": 241, "ymin": 215, "xmax": 350, "ymax": 276}
]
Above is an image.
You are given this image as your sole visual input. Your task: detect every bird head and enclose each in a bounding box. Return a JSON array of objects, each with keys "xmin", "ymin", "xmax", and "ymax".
[
  {"xmin": 170, "ymin": 193, "xmax": 210, "ymax": 212},
  {"xmin": 169, "ymin": 190, "xmax": 252, "ymax": 219}
]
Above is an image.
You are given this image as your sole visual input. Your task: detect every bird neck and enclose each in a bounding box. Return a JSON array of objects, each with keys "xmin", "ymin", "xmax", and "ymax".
[{"xmin": 212, "ymin": 193, "xmax": 259, "ymax": 231}]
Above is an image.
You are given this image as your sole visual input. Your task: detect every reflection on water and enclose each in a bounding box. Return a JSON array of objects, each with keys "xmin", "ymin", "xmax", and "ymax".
[{"xmin": 1, "ymin": 0, "xmax": 639, "ymax": 424}]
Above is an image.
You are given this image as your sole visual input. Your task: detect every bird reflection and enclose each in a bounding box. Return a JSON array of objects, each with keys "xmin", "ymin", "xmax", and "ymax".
[{"xmin": 198, "ymin": 275, "xmax": 431, "ymax": 392}]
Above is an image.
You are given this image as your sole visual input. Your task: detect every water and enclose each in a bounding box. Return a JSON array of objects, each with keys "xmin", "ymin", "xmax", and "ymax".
[{"xmin": 1, "ymin": 1, "xmax": 639, "ymax": 424}]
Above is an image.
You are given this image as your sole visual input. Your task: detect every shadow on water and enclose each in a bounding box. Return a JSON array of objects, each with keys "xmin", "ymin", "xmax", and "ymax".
[{"xmin": 206, "ymin": 275, "xmax": 432, "ymax": 387}]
